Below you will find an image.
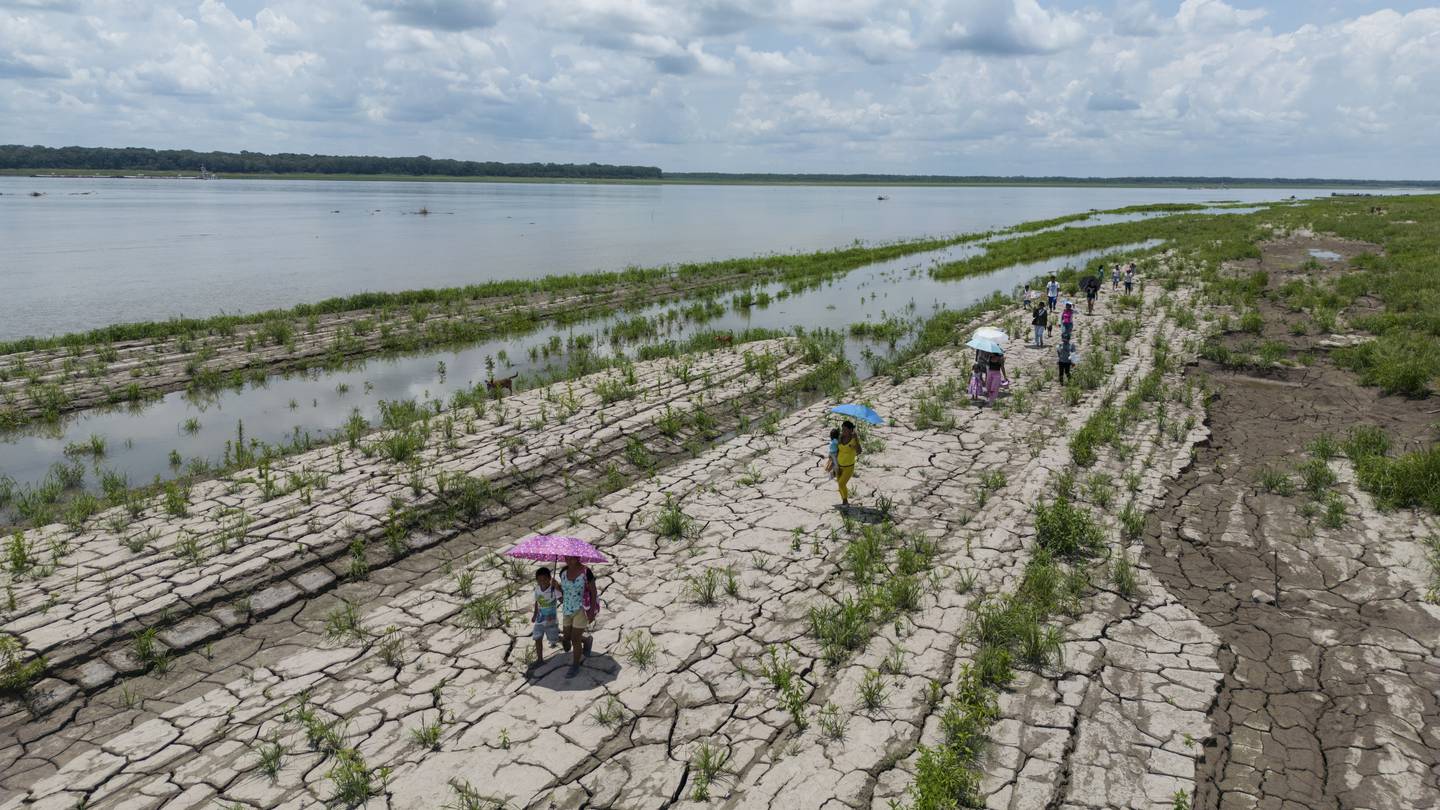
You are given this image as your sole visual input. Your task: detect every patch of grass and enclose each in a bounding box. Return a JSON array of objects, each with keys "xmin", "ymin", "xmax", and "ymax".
[
  {"xmin": 688, "ymin": 741, "xmax": 732, "ymax": 801},
  {"xmin": 458, "ymin": 593, "xmax": 505, "ymax": 630},
  {"xmin": 907, "ymin": 665, "xmax": 997, "ymax": 809},
  {"xmin": 809, "ymin": 595, "xmax": 872, "ymax": 663},
  {"xmin": 1017, "ymin": 620, "xmax": 1065, "ymax": 670},
  {"xmin": 685, "ymin": 568, "xmax": 722, "ymax": 606},
  {"xmin": 0, "ymin": 634, "xmax": 46, "ymax": 693},
  {"xmin": 1111, "ymin": 501, "xmax": 1146, "ymax": 539},
  {"xmin": 1296, "ymin": 458, "xmax": 1337, "ymax": 497},
  {"xmin": 1083, "ymin": 473, "xmax": 1115, "ymax": 509},
  {"xmin": 1422, "ymin": 535, "xmax": 1440, "ymax": 604},
  {"xmin": 410, "ymin": 716, "xmax": 443, "ymax": 750},
  {"xmin": 1112, "ymin": 551, "xmax": 1139, "ymax": 599},
  {"xmin": 651, "ymin": 493, "xmax": 695, "ymax": 540},
  {"xmin": 444, "ymin": 779, "xmax": 514, "ymax": 810},
  {"xmin": 593, "ymin": 376, "xmax": 636, "ymax": 404},
  {"xmin": 323, "ymin": 601, "xmax": 366, "ymax": 643},
  {"xmin": 621, "ymin": 631, "xmax": 657, "ymax": 670},
  {"xmin": 5, "ymin": 531, "xmax": 34, "ymax": 576},
  {"xmin": 591, "ymin": 695, "xmax": 627, "ymax": 729},
  {"xmin": 1343, "ymin": 425, "xmax": 1391, "ymax": 460},
  {"xmin": 254, "ymin": 738, "xmax": 285, "ymax": 779},
  {"xmin": 858, "ymin": 668, "xmax": 889, "ymax": 714},
  {"xmin": 1307, "ymin": 433, "xmax": 1340, "ymax": 460},
  {"xmin": 1259, "ymin": 467, "xmax": 1295, "ymax": 496},
  {"xmin": 326, "ymin": 748, "xmax": 387, "ymax": 806},
  {"xmin": 1034, "ymin": 498, "xmax": 1104, "ymax": 559},
  {"xmin": 817, "ymin": 702, "xmax": 847, "ymax": 741}
]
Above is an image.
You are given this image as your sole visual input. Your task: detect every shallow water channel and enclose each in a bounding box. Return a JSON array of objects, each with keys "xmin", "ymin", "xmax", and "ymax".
[{"xmin": 0, "ymin": 236, "xmax": 1162, "ymax": 500}]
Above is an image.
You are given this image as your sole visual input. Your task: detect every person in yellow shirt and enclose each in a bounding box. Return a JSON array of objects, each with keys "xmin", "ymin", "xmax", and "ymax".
[{"xmin": 835, "ymin": 420, "xmax": 862, "ymax": 506}]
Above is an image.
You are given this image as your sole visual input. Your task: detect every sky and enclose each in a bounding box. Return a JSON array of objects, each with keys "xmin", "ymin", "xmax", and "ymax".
[{"xmin": 0, "ymin": 0, "xmax": 1437, "ymax": 178}]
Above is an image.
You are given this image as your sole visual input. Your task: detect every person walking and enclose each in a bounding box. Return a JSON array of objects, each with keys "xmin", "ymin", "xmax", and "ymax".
[
  {"xmin": 1111, "ymin": 265, "xmax": 1121, "ymax": 290},
  {"xmin": 557, "ymin": 556, "xmax": 601, "ymax": 677},
  {"xmin": 834, "ymin": 420, "xmax": 862, "ymax": 508},
  {"xmin": 986, "ymin": 351, "xmax": 1005, "ymax": 406},
  {"xmin": 1046, "ymin": 276, "xmax": 1060, "ymax": 311},
  {"xmin": 1031, "ymin": 301, "xmax": 1048, "ymax": 347},
  {"xmin": 1124, "ymin": 264, "xmax": 1135, "ymax": 294},
  {"xmin": 1057, "ymin": 339, "xmax": 1075, "ymax": 385}
]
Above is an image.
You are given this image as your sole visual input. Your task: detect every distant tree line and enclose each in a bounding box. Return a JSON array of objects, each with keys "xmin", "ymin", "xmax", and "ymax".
[
  {"xmin": 4, "ymin": 145, "xmax": 1432, "ymax": 187},
  {"xmin": 0, "ymin": 144, "xmax": 662, "ymax": 179},
  {"xmin": 667, "ymin": 172, "xmax": 1440, "ymax": 188}
]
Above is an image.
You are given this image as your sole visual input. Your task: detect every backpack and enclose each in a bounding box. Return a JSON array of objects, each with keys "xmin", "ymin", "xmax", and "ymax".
[{"xmin": 581, "ymin": 566, "xmax": 603, "ymax": 621}]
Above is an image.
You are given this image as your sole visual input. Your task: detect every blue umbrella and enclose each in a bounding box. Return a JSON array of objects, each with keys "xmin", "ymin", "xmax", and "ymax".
[
  {"xmin": 966, "ymin": 337, "xmax": 1004, "ymax": 354},
  {"xmin": 831, "ymin": 403, "xmax": 883, "ymax": 425}
]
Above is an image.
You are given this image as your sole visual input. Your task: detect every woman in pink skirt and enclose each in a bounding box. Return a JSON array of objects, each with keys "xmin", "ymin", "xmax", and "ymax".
[{"xmin": 986, "ymin": 351, "xmax": 1005, "ymax": 405}]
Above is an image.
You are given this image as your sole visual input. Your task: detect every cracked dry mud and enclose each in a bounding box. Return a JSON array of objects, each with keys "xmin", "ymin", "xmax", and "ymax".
[
  {"xmin": 0, "ymin": 340, "xmax": 828, "ymax": 717},
  {"xmin": 2, "ymin": 245, "xmax": 1437, "ymax": 810},
  {"xmin": 1141, "ymin": 236, "xmax": 1440, "ymax": 810}
]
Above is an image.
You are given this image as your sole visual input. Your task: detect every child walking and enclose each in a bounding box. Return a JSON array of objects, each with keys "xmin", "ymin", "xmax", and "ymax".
[
  {"xmin": 824, "ymin": 428, "xmax": 840, "ymax": 478},
  {"xmin": 529, "ymin": 567, "xmax": 562, "ymax": 668}
]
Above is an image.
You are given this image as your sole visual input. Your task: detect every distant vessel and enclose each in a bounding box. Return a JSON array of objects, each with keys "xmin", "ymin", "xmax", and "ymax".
[
  {"xmin": 198, "ymin": 165, "xmax": 214, "ymax": 180},
  {"xmin": 877, "ymin": 195, "xmax": 889, "ymax": 201}
]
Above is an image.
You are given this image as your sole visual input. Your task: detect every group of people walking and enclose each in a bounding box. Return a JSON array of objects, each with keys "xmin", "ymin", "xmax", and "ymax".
[{"xmin": 1019, "ymin": 261, "xmax": 1136, "ymax": 386}]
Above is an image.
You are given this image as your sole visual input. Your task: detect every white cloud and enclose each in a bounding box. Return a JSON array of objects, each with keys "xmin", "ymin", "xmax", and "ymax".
[
  {"xmin": 1173, "ymin": 0, "xmax": 1266, "ymax": 33},
  {"xmin": 931, "ymin": 0, "xmax": 1089, "ymax": 55},
  {"xmin": 0, "ymin": 1, "xmax": 1436, "ymax": 178},
  {"xmin": 364, "ymin": 0, "xmax": 504, "ymax": 31}
]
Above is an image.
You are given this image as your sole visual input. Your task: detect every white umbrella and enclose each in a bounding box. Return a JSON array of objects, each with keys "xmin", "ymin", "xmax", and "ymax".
[
  {"xmin": 971, "ymin": 326, "xmax": 1008, "ymax": 345},
  {"xmin": 966, "ymin": 337, "xmax": 1004, "ymax": 354}
]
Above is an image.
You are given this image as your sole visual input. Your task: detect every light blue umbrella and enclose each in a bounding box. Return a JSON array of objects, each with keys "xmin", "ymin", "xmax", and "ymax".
[
  {"xmin": 966, "ymin": 337, "xmax": 1004, "ymax": 354},
  {"xmin": 831, "ymin": 403, "xmax": 883, "ymax": 425}
]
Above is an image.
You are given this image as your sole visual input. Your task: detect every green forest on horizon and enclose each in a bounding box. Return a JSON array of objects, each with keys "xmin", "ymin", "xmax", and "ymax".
[{"xmin": 3, "ymin": 144, "xmax": 1436, "ymax": 187}]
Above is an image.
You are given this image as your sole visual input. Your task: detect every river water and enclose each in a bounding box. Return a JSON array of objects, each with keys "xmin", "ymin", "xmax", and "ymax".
[
  {"xmin": 0, "ymin": 176, "xmax": 1370, "ymax": 341},
  {"xmin": 0, "ymin": 235, "xmax": 1154, "ymax": 497},
  {"xmin": 0, "ymin": 177, "xmax": 1413, "ymax": 505}
]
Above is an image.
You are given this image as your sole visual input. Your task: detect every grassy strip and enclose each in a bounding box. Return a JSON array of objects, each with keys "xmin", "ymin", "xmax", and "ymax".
[
  {"xmin": 908, "ymin": 499, "xmax": 1106, "ymax": 808},
  {"xmin": 0, "ymin": 235, "xmax": 987, "ymax": 355},
  {"xmin": 1340, "ymin": 425, "xmax": 1440, "ymax": 513},
  {"xmin": 931, "ymin": 209, "xmax": 1273, "ymax": 282}
]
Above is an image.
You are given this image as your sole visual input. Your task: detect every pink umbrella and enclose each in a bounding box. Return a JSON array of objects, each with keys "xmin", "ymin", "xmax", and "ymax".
[{"xmin": 504, "ymin": 535, "xmax": 609, "ymax": 564}]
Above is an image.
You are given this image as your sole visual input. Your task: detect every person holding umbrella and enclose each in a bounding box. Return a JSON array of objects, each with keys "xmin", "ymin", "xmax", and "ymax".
[
  {"xmin": 558, "ymin": 555, "xmax": 602, "ymax": 675},
  {"xmin": 828, "ymin": 404, "xmax": 879, "ymax": 508},
  {"xmin": 505, "ymin": 535, "xmax": 606, "ymax": 677},
  {"xmin": 834, "ymin": 420, "xmax": 861, "ymax": 507}
]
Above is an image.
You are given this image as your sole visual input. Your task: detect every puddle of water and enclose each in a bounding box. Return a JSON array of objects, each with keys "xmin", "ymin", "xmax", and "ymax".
[
  {"xmin": 0, "ymin": 238, "xmax": 1158, "ymax": 497},
  {"xmin": 1308, "ymin": 249, "xmax": 1343, "ymax": 261}
]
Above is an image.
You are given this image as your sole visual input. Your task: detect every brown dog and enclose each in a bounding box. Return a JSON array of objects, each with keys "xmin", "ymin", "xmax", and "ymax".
[
  {"xmin": 485, "ymin": 375, "xmax": 516, "ymax": 393},
  {"xmin": 715, "ymin": 334, "xmax": 734, "ymax": 347}
]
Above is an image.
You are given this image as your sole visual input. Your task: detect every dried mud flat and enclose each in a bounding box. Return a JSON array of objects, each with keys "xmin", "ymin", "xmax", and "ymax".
[{"xmin": 0, "ymin": 240, "xmax": 1436, "ymax": 810}]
